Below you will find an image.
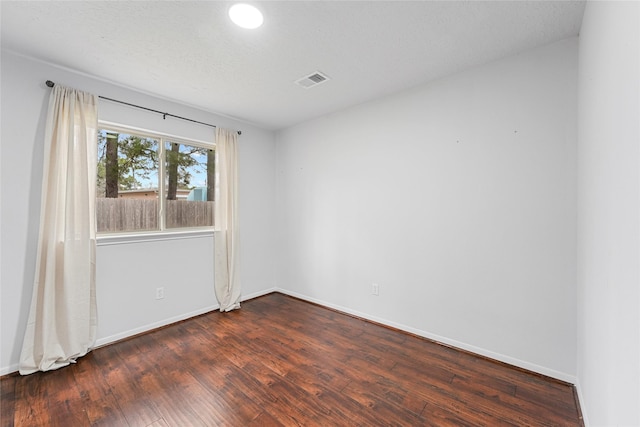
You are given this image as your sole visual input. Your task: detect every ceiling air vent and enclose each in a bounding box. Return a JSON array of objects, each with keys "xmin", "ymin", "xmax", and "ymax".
[{"xmin": 295, "ymin": 71, "xmax": 330, "ymax": 89}]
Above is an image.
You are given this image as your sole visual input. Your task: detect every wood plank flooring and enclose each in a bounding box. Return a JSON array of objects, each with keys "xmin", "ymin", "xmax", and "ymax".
[{"xmin": 1, "ymin": 292, "xmax": 583, "ymax": 426}]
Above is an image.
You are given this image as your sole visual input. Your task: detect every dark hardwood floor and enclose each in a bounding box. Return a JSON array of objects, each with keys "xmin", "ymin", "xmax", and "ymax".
[{"xmin": 1, "ymin": 292, "xmax": 583, "ymax": 426}]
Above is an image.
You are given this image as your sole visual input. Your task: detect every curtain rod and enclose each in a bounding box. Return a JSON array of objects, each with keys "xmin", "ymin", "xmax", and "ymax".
[{"xmin": 45, "ymin": 80, "xmax": 241, "ymax": 135}]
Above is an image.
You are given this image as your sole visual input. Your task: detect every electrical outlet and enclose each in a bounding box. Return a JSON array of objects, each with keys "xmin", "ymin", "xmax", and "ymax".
[
  {"xmin": 156, "ymin": 287, "xmax": 164, "ymax": 300},
  {"xmin": 372, "ymin": 283, "xmax": 379, "ymax": 296}
]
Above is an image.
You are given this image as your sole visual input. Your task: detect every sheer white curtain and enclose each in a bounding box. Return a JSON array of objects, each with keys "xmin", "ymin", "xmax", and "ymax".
[
  {"xmin": 19, "ymin": 85, "xmax": 98, "ymax": 374},
  {"xmin": 214, "ymin": 128, "xmax": 241, "ymax": 312}
]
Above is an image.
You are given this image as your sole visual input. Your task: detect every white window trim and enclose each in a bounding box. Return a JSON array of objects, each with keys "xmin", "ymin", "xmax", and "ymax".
[
  {"xmin": 97, "ymin": 121, "xmax": 216, "ymax": 239},
  {"xmin": 97, "ymin": 229, "xmax": 214, "ymax": 246},
  {"xmin": 99, "ymin": 121, "xmax": 214, "ymax": 148}
]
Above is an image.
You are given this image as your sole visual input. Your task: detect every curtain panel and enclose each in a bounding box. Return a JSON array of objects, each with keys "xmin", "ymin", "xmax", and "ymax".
[
  {"xmin": 19, "ymin": 85, "xmax": 98, "ymax": 374},
  {"xmin": 214, "ymin": 128, "xmax": 241, "ymax": 312}
]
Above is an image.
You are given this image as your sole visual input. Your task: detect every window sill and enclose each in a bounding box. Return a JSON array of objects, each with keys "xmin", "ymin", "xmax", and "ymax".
[{"xmin": 97, "ymin": 229, "xmax": 215, "ymax": 246}]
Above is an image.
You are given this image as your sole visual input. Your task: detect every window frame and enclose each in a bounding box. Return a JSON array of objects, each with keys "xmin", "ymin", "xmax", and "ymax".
[{"xmin": 96, "ymin": 121, "xmax": 216, "ymax": 242}]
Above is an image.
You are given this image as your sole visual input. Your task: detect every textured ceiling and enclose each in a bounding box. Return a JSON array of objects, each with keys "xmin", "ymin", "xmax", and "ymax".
[{"xmin": 1, "ymin": 1, "xmax": 585, "ymax": 130}]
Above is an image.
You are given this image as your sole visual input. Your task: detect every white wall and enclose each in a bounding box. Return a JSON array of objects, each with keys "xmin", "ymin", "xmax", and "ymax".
[
  {"xmin": 276, "ymin": 38, "xmax": 578, "ymax": 380},
  {"xmin": 577, "ymin": 1, "xmax": 640, "ymax": 425},
  {"xmin": 0, "ymin": 51, "xmax": 277, "ymax": 375}
]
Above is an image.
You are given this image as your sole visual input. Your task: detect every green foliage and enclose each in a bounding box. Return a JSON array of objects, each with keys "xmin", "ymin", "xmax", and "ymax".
[
  {"xmin": 97, "ymin": 132, "xmax": 159, "ymax": 193},
  {"xmin": 97, "ymin": 131, "xmax": 210, "ymax": 197},
  {"xmin": 117, "ymin": 136, "xmax": 158, "ymax": 189}
]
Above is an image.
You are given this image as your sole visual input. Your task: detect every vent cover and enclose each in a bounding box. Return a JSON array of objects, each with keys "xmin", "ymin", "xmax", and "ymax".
[{"xmin": 295, "ymin": 71, "xmax": 330, "ymax": 89}]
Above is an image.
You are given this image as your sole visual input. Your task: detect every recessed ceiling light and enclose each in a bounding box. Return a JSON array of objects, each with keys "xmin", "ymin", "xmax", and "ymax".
[{"xmin": 229, "ymin": 3, "xmax": 263, "ymax": 29}]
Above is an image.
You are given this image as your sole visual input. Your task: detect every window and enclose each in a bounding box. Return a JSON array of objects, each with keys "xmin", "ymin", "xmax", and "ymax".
[{"xmin": 96, "ymin": 125, "xmax": 215, "ymax": 234}]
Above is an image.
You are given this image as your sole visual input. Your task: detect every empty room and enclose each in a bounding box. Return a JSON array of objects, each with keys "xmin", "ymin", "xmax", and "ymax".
[{"xmin": 1, "ymin": 1, "xmax": 638, "ymax": 426}]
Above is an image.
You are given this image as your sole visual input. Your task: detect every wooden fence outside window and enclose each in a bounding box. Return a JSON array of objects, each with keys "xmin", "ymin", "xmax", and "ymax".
[{"xmin": 96, "ymin": 199, "xmax": 214, "ymax": 233}]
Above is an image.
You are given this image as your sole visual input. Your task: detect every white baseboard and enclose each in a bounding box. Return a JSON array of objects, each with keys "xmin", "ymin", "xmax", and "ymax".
[
  {"xmin": 94, "ymin": 287, "xmax": 278, "ymax": 349},
  {"xmin": 243, "ymin": 287, "xmax": 278, "ymax": 301},
  {"xmin": 275, "ymin": 288, "xmax": 577, "ymax": 384},
  {"xmin": 94, "ymin": 304, "xmax": 220, "ymax": 348},
  {"xmin": 574, "ymin": 379, "xmax": 589, "ymax": 426}
]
